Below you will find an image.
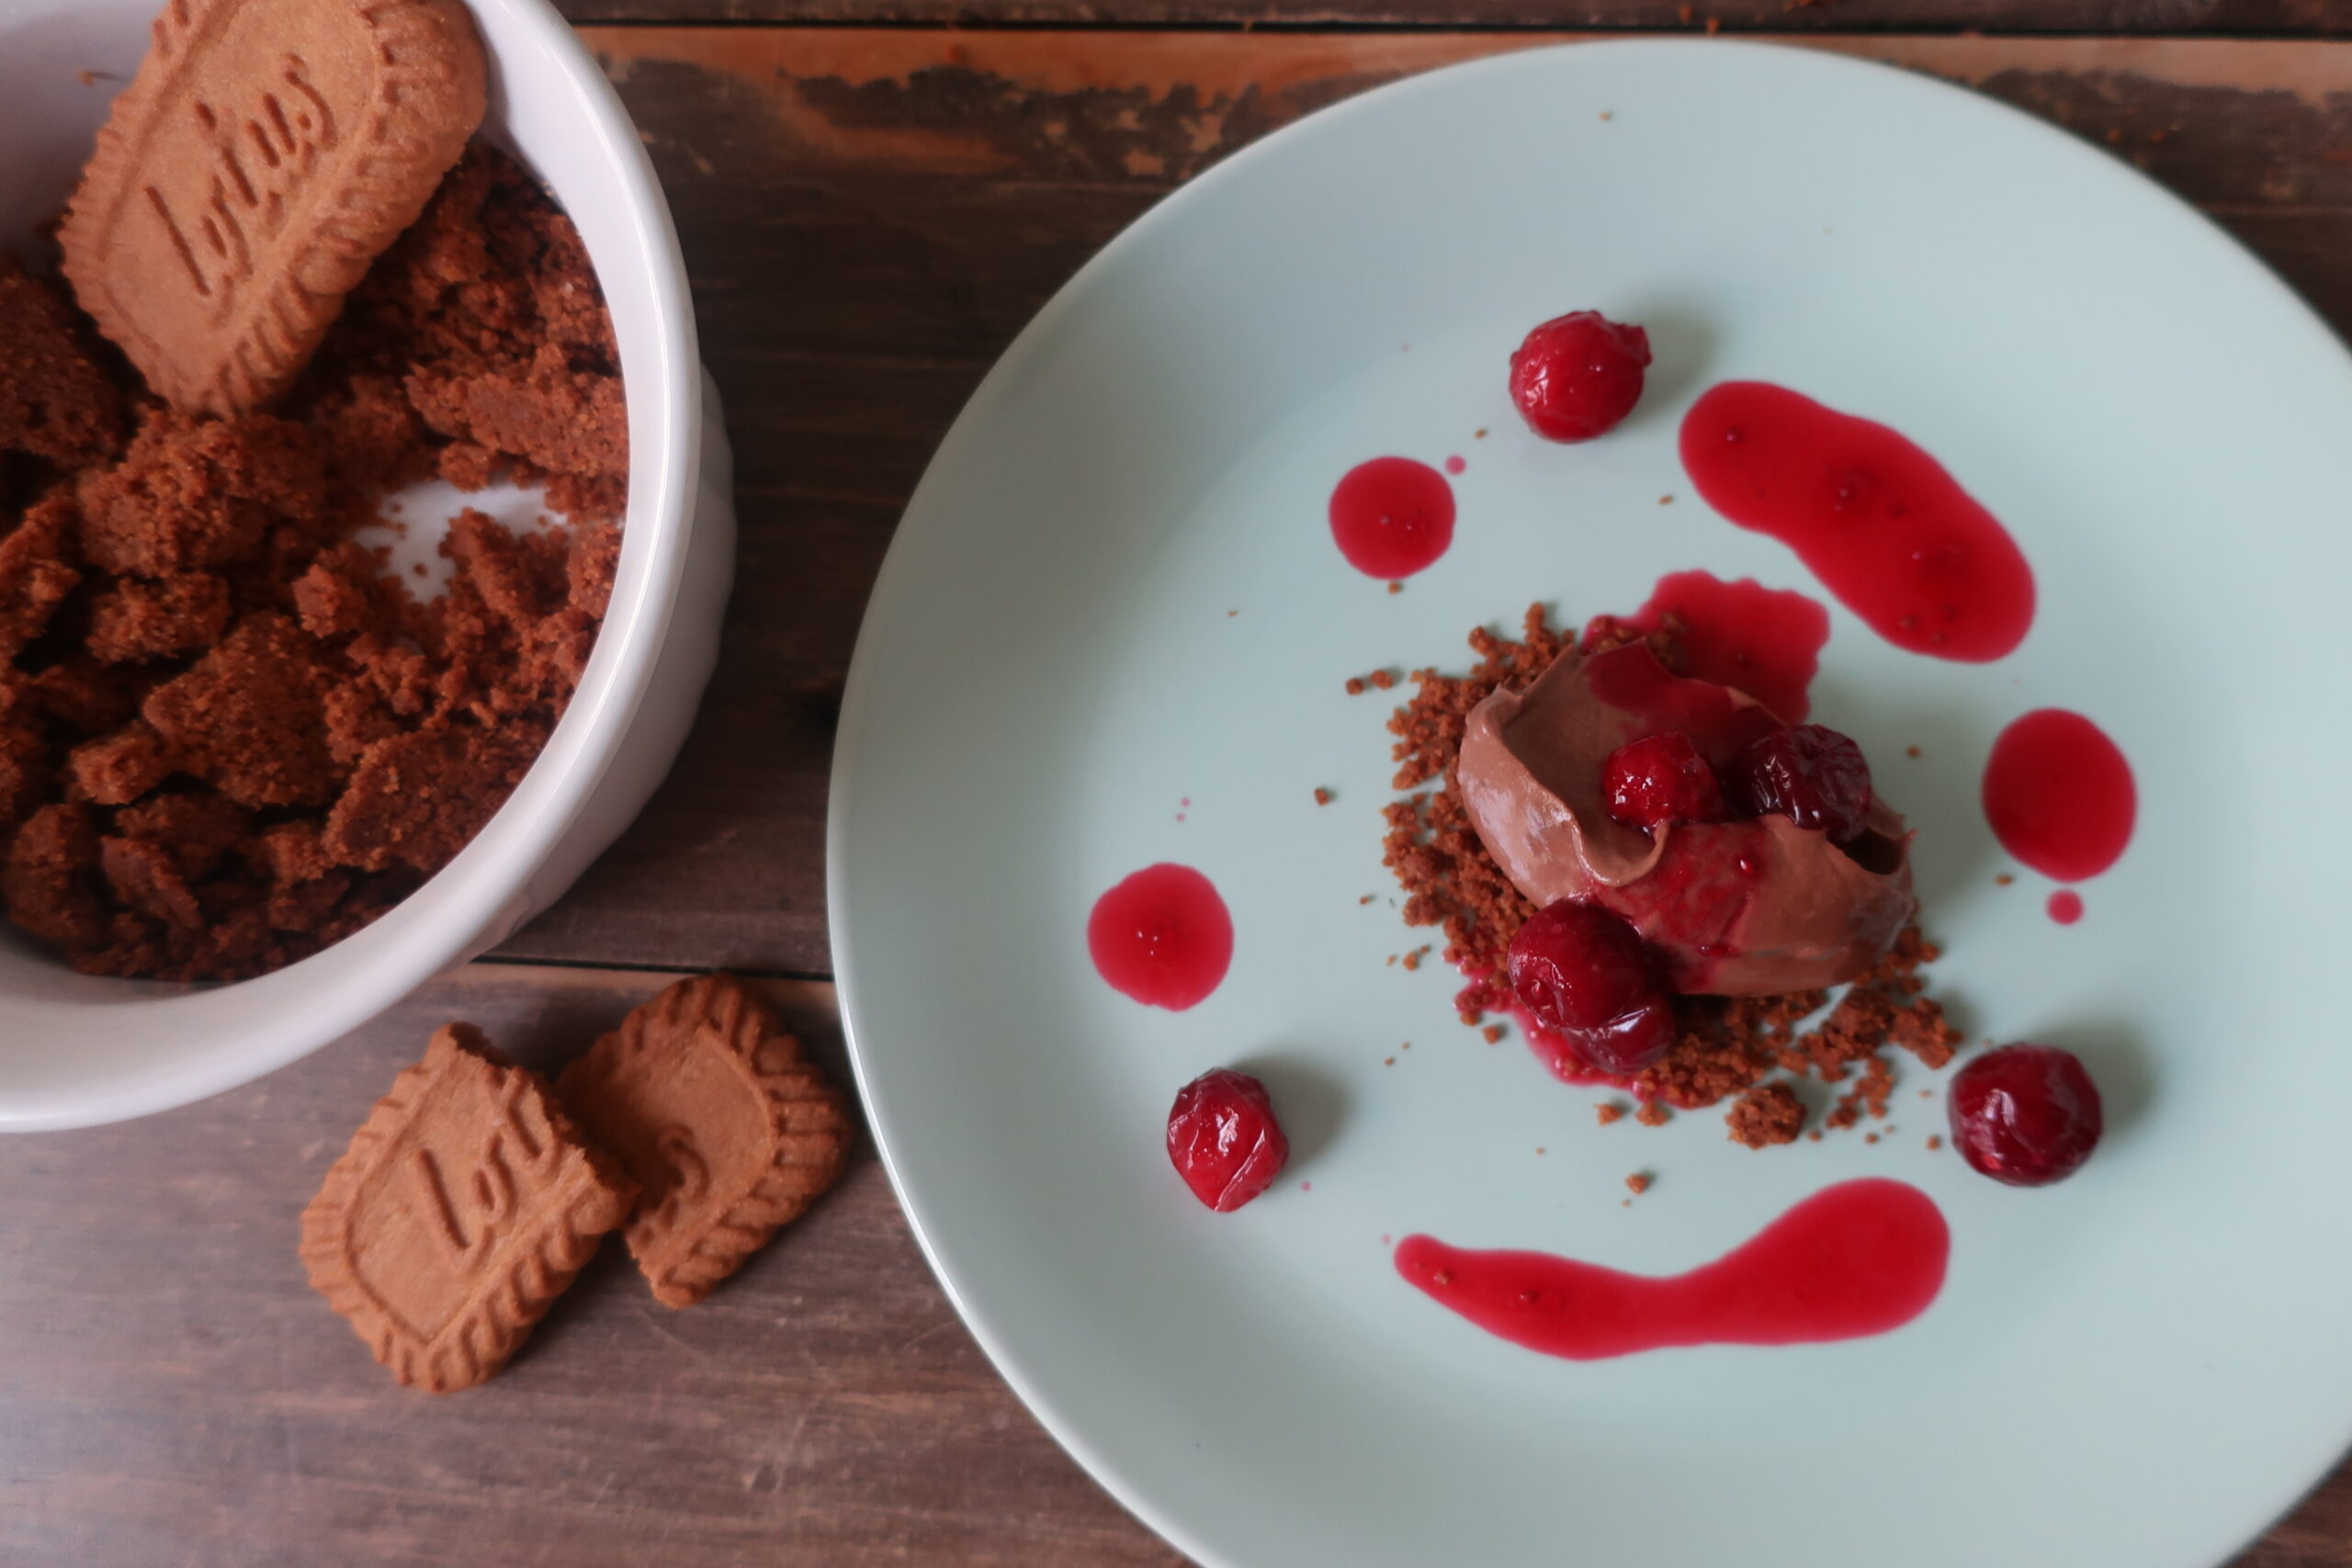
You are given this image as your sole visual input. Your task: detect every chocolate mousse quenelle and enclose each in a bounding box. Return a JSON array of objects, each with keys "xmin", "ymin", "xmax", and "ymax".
[{"xmin": 1455, "ymin": 638, "xmax": 1915, "ymax": 1077}]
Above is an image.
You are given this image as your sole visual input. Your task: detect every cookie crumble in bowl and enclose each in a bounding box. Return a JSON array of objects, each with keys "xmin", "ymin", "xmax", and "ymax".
[{"xmin": 0, "ymin": 0, "xmax": 731, "ymax": 1131}]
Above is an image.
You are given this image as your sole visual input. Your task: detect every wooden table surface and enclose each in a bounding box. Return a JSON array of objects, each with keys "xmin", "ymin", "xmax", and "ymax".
[{"xmin": 8, "ymin": 6, "xmax": 2352, "ymax": 1565}]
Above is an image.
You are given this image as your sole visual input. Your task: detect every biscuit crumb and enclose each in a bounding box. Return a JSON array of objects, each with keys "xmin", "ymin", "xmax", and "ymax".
[
  {"xmin": 1595, "ymin": 1101, "xmax": 1625, "ymax": 1126},
  {"xmin": 1635, "ymin": 1100, "xmax": 1670, "ymax": 1127},
  {"xmin": 1726, "ymin": 1082, "xmax": 1804, "ymax": 1147},
  {"xmin": 1624, "ymin": 1173, "xmax": 1650, "ymax": 1196},
  {"xmin": 1314, "ymin": 787, "xmax": 1333, "ymax": 806},
  {"xmin": 1386, "ymin": 581, "xmax": 1403, "ymax": 595},
  {"xmin": 1481, "ymin": 1022, "xmax": 1506, "ymax": 1043}
]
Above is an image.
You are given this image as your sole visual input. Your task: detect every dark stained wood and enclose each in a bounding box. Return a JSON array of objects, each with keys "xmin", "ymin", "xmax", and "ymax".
[
  {"xmin": 499, "ymin": 27, "xmax": 2352, "ymax": 975},
  {"xmin": 554, "ymin": 0, "xmax": 2352, "ymax": 38},
  {"xmin": 0, "ymin": 964, "xmax": 1184, "ymax": 1568}
]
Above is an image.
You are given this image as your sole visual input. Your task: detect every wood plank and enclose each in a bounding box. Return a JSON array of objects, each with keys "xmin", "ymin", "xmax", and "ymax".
[
  {"xmin": 499, "ymin": 27, "xmax": 2352, "ymax": 974},
  {"xmin": 554, "ymin": 0, "xmax": 2352, "ymax": 38},
  {"xmin": 0, "ymin": 964, "xmax": 1183, "ymax": 1568}
]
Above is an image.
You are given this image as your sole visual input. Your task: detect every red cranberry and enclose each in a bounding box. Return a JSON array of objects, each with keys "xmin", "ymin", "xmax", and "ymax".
[
  {"xmin": 1167, "ymin": 1068, "xmax": 1289, "ymax": 1212},
  {"xmin": 1603, "ymin": 731, "xmax": 1726, "ymax": 830},
  {"xmin": 1508, "ymin": 311, "xmax": 1652, "ymax": 443},
  {"xmin": 1947, "ymin": 1044, "xmax": 2103, "ymax": 1187},
  {"xmin": 1507, "ymin": 900, "xmax": 1675, "ymax": 1076},
  {"xmin": 1727, "ymin": 723, "xmax": 1873, "ymax": 839}
]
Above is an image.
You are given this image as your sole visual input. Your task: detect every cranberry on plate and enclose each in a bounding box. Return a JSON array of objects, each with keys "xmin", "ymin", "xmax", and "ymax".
[
  {"xmin": 1947, "ymin": 1044, "xmax": 2103, "ymax": 1187},
  {"xmin": 1508, "ymin": 310, "xmax": 1652, "ymax": 443},
  {"xmin": 1506, "ymin": 899, "xmax": 1674, "ymax": 1076},
  {"xmin": 1603, "ymin": 730, "xmax": 1727, "ymax": 831},
  {"xmin": 1167, "ymin": 1067, "xmax": 1288, "ymax": 1212},
  {"xmin": 1726, "ymin": 723, "xmax": 1873, "ymax": 840}
]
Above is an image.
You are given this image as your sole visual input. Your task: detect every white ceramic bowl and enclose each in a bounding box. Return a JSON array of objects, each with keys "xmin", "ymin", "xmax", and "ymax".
[{"xmin": 0, "ymin": 0, "xmax": 732, "ymax": 1130}]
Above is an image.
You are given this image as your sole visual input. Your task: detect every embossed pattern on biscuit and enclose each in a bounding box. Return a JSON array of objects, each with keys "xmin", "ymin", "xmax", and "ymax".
[
  {"xmin": 300, "ymin": 1023, "xmax": 636, "ymax": 1393},
  {"xmin": 559, "ymin": 975, "xmax": 854, "ymax": 1310},
  {"xmin": 61, "ymin": 0, "xmax": 485, "ymax": 415}
]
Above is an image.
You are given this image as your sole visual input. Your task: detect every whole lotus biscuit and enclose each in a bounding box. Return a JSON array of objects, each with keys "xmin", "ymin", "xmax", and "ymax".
[
  {"xmin": 60, "ymin": 0, "xmax": 486, "ymax": 414},
  {"xmin": 560, "ymin": 975, "xmax": 853, "ymax": 1309},
  {"xmin": 300, "ymin": 1023, "xmax": 637, "ymax": 1392}
]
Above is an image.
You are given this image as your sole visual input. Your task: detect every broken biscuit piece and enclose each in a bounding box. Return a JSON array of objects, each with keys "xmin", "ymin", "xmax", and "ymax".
[{"xmin": 560, "ymin": 974, "xmax": 853, "ymax": 1309}]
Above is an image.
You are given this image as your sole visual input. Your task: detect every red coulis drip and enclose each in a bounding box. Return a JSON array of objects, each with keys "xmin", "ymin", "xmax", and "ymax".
[
  {"xmin": 1632, "ymin": 570, "xmax": 1829, "ymax": 723},
  {"xmin": 2047, "ymin": 890, "xmax": 2084, "ymax": 925},
  {"xmin": 1679, "ymin": 382, "xmax": 2034, "ymax": 662},
  {"xmin": 1087, "ymin": 863, "xmax": 1233, "ymax": 1010},
  {"xmin": 1396, "ymin": 1179, "xmax": 1948, "ymax": 1359},
  {"xmin": 1982, "ymin": 709, "xmax": 2136, "ymax": 882},
  {"xmin": 1329, "ymin": 457, "xmax": 1455, "ymax": 579}
]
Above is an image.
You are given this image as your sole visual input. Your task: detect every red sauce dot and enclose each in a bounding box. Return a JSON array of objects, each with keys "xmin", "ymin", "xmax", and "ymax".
[
  {"xmin": 2047, "ymin": 889, "xmax": 2084, "ymax": 925},
  {"xmin": 1981, "ymin": 709, "xmax": 2136, "ymax": 881},
  {"xmin": 1087, "ymin": 863, "xmax": 1233, "ymax": 1010},
  {"xmin": 1329, "ymin": 457, "xmax": 1455, "ymax": 579},
  {"xmin": 1444, "ymin": 455, "xmax": 1466, "ymax": 475}
]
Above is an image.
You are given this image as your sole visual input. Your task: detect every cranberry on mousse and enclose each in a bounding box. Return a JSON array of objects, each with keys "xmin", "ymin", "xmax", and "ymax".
[
  {"xmin": 1506, "ymin": 900, "xmax": 1675, "ymax": 1075},
  {"xmin": 1455, "ymin": 639, "xmax": 1914, "ymax": 998}
]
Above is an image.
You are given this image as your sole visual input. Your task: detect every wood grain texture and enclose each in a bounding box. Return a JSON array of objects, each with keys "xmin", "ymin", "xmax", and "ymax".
[
  {"xmin": 0, "ymin": 964, "xmax": 1182, "ymax": 1568},
  {"xmin": 554, "ymin": 0, "xmax": 2352, "ymax": 37},
  {"xmin": 497, "ymin": 26, "xmax": 2352, "ymax": 975}
]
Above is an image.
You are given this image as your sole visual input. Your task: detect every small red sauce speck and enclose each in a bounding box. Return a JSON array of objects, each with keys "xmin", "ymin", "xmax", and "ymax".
[
  {"xmin": 1632, "ymin": 570, "xmax": 1829, "ymax": 722},
  {"xmin": 1329, "ymin": 457, "xmax": 1455, "ymax": 580},
  {"xmin": 1396, "ymin": 1179, "xmax": 1947, "ymax": 1359},
  {"xmin": 1679, "ymin": 382, "xmax": 2033, "ymax": 662},
  {"xmin": 1087, "ymin": 863, "xmax": 1233, "ymax": 1010},
  {"xmin": 1444, "ymin": 455, "xmax": 1467, "ymax": 475},
  {"xmin": 1982, "ymin": 709, "xmax": 2136, "ymax": 881},
  {"xmin": 2047, "ymin": 889, "xmax": 2084, "ymax": 925}
]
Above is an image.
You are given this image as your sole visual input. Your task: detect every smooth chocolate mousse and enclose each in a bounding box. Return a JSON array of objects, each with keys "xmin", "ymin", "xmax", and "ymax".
[{"xmin": 1453, "ymin": 641, "xmax": 1914, "ymax": 996}]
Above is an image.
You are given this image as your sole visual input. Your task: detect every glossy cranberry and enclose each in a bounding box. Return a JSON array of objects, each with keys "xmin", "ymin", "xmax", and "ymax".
[
  {"xmin": 1727, "ymin": 723, "xmax": 1873, "ymax": 839},
  {"xmin": 1603, "ymin": 731, "xmax": 1727, "ymax": 830},
  {"xmin": 1947, "ymin": 1044, "xmax": 2103, "ymax": 1187},
  {"xmin": 1507, "ymin": 900, "xmax": 1675, "ymax": 1076},
  {"xmin": 1508, "ymin": 311, "xmax": 1652, "ymax": 443},
  {"xmin": 1167, "ymin": 1068, "xmax": 1289, "ymax": 1212}
]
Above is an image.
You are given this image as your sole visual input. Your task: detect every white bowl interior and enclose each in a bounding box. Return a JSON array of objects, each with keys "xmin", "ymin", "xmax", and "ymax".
[{"xmin": 0, "ymin": 0, "xmax": 701, "ymax": 1129}]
